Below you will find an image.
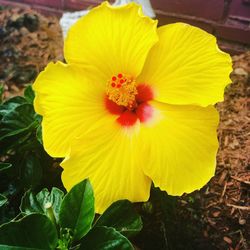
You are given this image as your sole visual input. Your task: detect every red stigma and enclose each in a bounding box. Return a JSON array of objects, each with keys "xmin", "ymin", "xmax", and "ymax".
[{"xmin": 106, "ymin": 76, "xmax": 154, "ymax": 127}]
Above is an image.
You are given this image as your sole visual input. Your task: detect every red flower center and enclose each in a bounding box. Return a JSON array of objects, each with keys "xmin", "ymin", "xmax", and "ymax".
[{"xmin": 105, "ymin": 73, "xmax": 154, "ymax": 127}]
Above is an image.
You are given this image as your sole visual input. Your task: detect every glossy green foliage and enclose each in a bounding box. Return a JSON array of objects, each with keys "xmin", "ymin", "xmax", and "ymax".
[
  {"xmin": 20, "ymin": 187, "xmax": 64, "ymax": 223},
  {"xmin": 59, "ymin": 179, "xmax": 95, "ymax": 241},
  {"xmin": 0, "ymin": 214, "xmax": 58, "ymax": 250},
  {"xmin": 79, "ymin": 226, "xmax": 133, "ymax": 250},
  {"xmin": 95, "ymin": 200, "xmax": 142, "ymax": 237}
]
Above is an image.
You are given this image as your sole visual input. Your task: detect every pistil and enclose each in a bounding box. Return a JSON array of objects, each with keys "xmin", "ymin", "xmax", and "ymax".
[{"xmin": 106, "ymin": 73, "xmax": 138, "ymax": 110}]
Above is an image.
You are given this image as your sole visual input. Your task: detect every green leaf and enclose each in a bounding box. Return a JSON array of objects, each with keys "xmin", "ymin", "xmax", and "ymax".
[
  {"xmin": 0, "ymin": 98, "xmax": 37, "ymax": 155},
  {"xmin": 0, "ymin": 104, "xmax": 37, "ymax": 141},
  {"xmin": 79, "ymin": 226, "xmax": 134, "ymax": 250},
  {"xmin": 36, "ymin": 124, "xmax": 42, "ymax": 144},
  {"xmin": 0, "ymin": 194, "xmax": 7, "ymax": 207},
  {"xmin": 0, "ymin": 245, "xmax": 42, "ymax": 250},
  {"xmin": 0, "ymin": 162, "xmax": 12, "ymax": 172},
  {"xmin": 0, "ymin": 129, "xmax": 31, "ymax": 156},
  {"xmin": 20, "ymin": 187, "xmax": 64, "ymax": 223},
  {"xmin": 95, "ymin": 200, "xmax": 142, "ymax": 237},
  {"xmin": 0, "ymin": 213, "xmax": 58, "ymax": 249},
  {"xmin": 20, "ymin": 190, "xmax": 44, "ymax": 214},
  {"xmin": 37, "ymin": 188, "xmax": 64, "ymax": 223},
  {"xmin": 59, "ymin": 179, "xmax": 95, "ymax": 241},
  {"xmin": 24, "ymin": 85, "xmax": 35, "ymax": 104},
  {"xmin": 20, "ymin": 153, "xmax": 43, "ymax": 188},
  {"xmin": 0, "ymin": 96, "xmax": 27, "ymax": 118}
]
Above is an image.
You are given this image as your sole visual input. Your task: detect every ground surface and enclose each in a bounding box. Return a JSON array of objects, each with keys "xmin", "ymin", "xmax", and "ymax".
[
  {"xmin": 0, "ymin": 6, "xmax": 63, "ymax": 98},
  {"xmin": 0, "ymin": 6, "xmax": 249, "ymax": 250},
  {"xmin": 202, "ymin": 52, "xmax": 249, "ymax": 250}
]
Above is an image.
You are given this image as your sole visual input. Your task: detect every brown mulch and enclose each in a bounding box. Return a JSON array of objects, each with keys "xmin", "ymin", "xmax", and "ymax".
[
  {"xmin": 200, "ymin": 52, "xmax": 250, "ymax": 250},
  {"xmin": 0, "ymin": 6, "xmax": 63, "ymax": 98}
]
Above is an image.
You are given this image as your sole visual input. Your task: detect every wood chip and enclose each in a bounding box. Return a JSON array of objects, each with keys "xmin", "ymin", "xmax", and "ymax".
[
  {"xmin": 223, "ymin": 236, "xmax": 233, "ymax": 244},
  {"xmin": 231, "ymin": 176, "xmax": 250, "ymax": 185},
  {"xmin": 226, "ymin": 204, "xmax": 250, "ymax": 211}
]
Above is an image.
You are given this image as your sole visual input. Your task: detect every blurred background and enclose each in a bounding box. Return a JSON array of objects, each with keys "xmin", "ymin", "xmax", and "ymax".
[{"xmin": 0, "ymin": 0, "xmax": 249, "ymax": 54}]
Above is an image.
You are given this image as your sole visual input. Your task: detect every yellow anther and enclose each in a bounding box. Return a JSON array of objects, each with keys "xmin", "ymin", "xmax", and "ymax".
[{"xmin": 106, "ymin": 73, "xmax": 137, "ymax": 109}]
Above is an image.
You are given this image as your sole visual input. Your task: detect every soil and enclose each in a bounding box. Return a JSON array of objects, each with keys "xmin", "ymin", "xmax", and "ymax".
[
  {"xmin": 0, "ymin": 6, "xmax": 249, "ymax": 250},
  {"xmin": 201, "ymin": 52, "xmax": 250, "ymax": 250},
  {"xmin": 0, "ymin": 6, "xmax": 63, "ymax": 99}
]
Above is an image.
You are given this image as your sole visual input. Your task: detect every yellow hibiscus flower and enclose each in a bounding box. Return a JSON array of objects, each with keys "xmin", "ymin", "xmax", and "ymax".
[{"xmin": 33, "ymin": 2, "xmax": 232, "ymax": 213}]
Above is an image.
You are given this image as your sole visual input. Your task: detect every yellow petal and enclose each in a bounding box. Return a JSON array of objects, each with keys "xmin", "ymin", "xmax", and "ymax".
[
  {"xmin": 33, "ymin": 62, "xmax": 107, "ymax": 157},
  {"xmin": 61, "ymin": 121, "xmax": 151, "ymax": 214},
  {"xmin": 140, "ymin": 101, "xmax": 219, "ymax": 195},
  {"xmin": 64, "ymin": 2, "xmax": 158, "ymax": 82},
  {"xmin": 138, "ymin": 23, "xmax": 232, "ymax": 106}
]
